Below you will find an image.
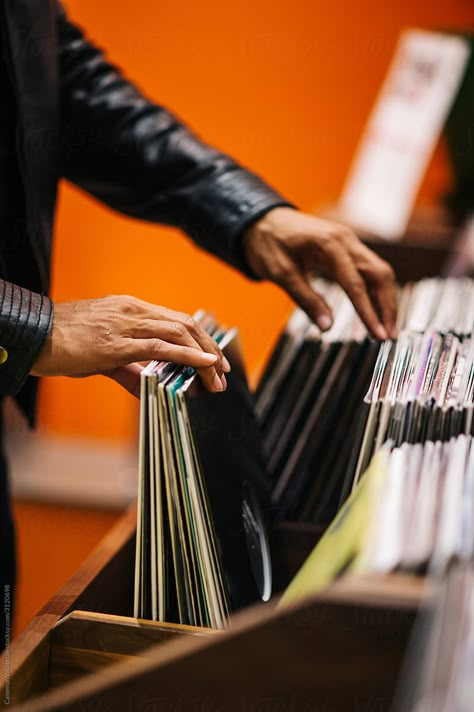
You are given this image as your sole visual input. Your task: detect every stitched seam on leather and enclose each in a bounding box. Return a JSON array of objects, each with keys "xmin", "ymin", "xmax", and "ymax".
[
  {"xmin": 3, "ymin": 282, "xmax": 14, "ymax": 339},
  {"xmin": 0, "ymin": 280, "xmax": 8, "ymax": 334},
  {"xmin": 24, "ymin": 294, "xmax": 44, "ymax": 364},
  {"xmin": 7, "ymin": 285, "xmax": 23, "ymax": 353},
  {"xmin": 2, "ymin": 287, "xmax": 29, "ymax": 393},
  {"xmin": 5, "ymin": 292, "xmax": 47, "ymax": 394},
  {"xmin": 0, "ymin": 283, "xmax": 16, "ymax": 391},
  {"xmin": 23, "ymin": 295, "xmax": 51, "ymax": 374}
]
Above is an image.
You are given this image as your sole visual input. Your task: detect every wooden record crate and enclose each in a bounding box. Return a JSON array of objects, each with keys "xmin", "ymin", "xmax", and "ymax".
[{"xmin": 0, "ymin": 504, "xmax": 430, "ymax": 711}]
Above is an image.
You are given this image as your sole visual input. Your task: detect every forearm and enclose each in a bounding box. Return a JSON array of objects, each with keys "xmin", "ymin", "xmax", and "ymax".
[
  {"xmin": 57, "ymin": 3, "xmax": 293, "ymax": 277},
  {"xmin": 0, "ymin": 280, "xmax": 53, "ymax": 396}
]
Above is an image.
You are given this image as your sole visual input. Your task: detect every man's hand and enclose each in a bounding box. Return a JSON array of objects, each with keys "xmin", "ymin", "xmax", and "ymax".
[
  {"xmin": 31, "ymin": 296, "xmax": 231, "ymax": 396},
  {"xmin": 243, "ymin": 207, "xmax": 397, "ymax": 340}
]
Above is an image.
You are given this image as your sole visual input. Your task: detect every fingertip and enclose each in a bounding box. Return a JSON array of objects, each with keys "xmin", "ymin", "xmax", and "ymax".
[
  {"xmin": 201, "ymin": 352, "xmax": 218, "ymax": 365},
  {"xmin": 213, "ymin": 372, "xmax": 224, "ymax": 392},
  {"xmin": 222, "ymin": 356, "xmax": 231, "ymax": 373},
  {"xmin": 317, "ymin": 314, "xmax": 333, "ymax": 331},
  {"xmin": 375, "ymin": 324, "xmax": 388, "ymax": 341}
]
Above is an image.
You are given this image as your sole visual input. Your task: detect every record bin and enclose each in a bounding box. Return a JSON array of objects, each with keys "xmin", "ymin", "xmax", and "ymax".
[
  {"xmin": 1, "ymin": 213, "xmax": 458, "ymax": 710},
  {"xmin": 0, "ymin": 502, "xmax": 429, "ymax": 711}
]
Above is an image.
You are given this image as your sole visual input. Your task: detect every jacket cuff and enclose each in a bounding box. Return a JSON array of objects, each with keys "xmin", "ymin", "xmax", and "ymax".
[
  {"xmin": 173, "ymin": 167, "xmax": 295, "ymax": 279},
  {"xmin": 0, "ymin": 281, "xmax": 53, "ymax": 396},
  {"xmin": 165, "ymin": 165, "xmax": 294, "ymax": 279}
]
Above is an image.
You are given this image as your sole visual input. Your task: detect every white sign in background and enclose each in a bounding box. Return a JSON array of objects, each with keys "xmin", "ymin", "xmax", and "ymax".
[{"xmin": 339, "ymin": 30, "xmax": 471, "ymax": 240}]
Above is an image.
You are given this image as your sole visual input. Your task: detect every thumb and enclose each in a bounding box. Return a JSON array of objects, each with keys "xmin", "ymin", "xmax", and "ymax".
[{"xmin": 105, "ymin": 362, "xmax": 144, "ymax": 398}]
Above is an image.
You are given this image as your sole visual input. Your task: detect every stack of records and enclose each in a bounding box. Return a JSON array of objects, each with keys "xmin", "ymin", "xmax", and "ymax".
[
  {"xmin": 359, "ymin": 435, "xmax": 474, "ymax": 575},
  {"xmin": 353, "ymin": 277, "xmax": 474, "ymax": 488},
  {"xmin": 134, "ymin": 313, "xmax": 272, "ymax": 629},
  {"xmin": 257, "ymin": 277, "xmax": 474, "ymax": 525},
  {"xmin": 255, "ymin": 281, "xmax": 378, "ymax": 524},
  {"xmin": 280, "ymin": 433, "xmax": 474, "ymax": 608}
]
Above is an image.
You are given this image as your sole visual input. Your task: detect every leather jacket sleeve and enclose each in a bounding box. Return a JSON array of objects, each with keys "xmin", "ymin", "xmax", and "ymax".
[
  {"xmin": 57, "ymin": 4, "xmax": 294, "ymax": 277},
  {"xmin": 0, "ymin": 280, "xmax": 53, "ymax": 396}
]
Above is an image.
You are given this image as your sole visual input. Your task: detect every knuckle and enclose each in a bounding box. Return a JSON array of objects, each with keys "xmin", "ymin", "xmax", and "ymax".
[
  {"xmin": 329, "ymin": 230, "xmax": 343, "ymax": 244},
  {"xmin": 344, "ymin": 227, "xmax": 359, "ymax": 242},
  {"xmin": 170, "ymin": 322, "xmax": 187, "ymax": 338},
  {"xmin": 150, "ymin": 338, "xmax": 164, "ymax": 356},
  {"xmin": 177, "ymin": 312, "xmax": 194, "ymax": 327},
  {"xmin": 271, "ymin": 261, "xmax": 293, "ymax": 284},
  {"xmin": 328, "ymin": 225, "xmax": 358, "ymax": 247},
  {"xmin": 347, "ymin": 278, "xmax": 365, "ymax": 295},
  {"xmin": 378, "ymin": 262, "xmax": 396, "ymax": 282},
  {"xmin": 184, "ymin": 316, "xmax": 200, "ymax": 334},
  {"xmin": 320, "ymin": 235, "xmax": 340, "ymax": 258},
  {"xmin": 341, "ymin": 224, "xmax": 358, "ymax": 240},
  {"xmin": 328, "ymin": 227, "xmax": 346, "ymax": 243},
  {"xmin": 317, "ymin": 231, "xmax": 334, "ymax": 249},
  {"xmin": 112, "ymin": 294, "xmax": 138, "ymax": 313}
]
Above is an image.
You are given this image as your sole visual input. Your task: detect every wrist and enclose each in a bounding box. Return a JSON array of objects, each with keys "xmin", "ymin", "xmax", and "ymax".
[{"xmin": 244, "ymin": 206, "xmax": 298, "ymax": 245}]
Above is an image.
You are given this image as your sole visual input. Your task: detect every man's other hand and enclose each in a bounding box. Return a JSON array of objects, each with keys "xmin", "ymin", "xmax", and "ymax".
[{"xmin": 243, "ymin": 207, "xmax": 398, "ymax": 340}]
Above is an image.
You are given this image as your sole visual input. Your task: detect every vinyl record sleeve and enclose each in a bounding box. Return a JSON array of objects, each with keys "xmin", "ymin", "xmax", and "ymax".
[
  {"xmin": 265, "ymin": 338, "xmax": 326, "ymax": 477},
  {"xmin": 286, "ymin": 340, "xmax": 365, "ymax": 522},
  {"xmin": 136, "ymin": 328, "xmax": 273, "ymax": 626},
  {"xmin": 183, "ymin": 335, "xmax": 273, "ymax": 610},
  {"xmin": 305, "ymin": 339, "xmax": 380, "ymax": 523},
  {"xmin": 263, "ymin": 338, "xmax": 322, "ymax": 462},
  {"xmin": 272, "ymin": 341, "xmax": 343, "ymax": 508}
]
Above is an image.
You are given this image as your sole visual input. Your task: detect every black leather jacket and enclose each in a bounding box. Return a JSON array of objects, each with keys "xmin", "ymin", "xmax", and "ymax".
[{"xmin": 0, "ymin": 1, "xmax": 291, "ymax": 424}]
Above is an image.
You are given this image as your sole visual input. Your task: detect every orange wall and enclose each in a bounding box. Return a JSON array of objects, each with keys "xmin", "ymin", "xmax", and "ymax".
[
  {"xmin": 38, "ymin": 0, "xmax": 474, "ymax": 441},
  {"xmin": 12, "ymin": 501, "xmax": 119, "ymax": 636}
]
